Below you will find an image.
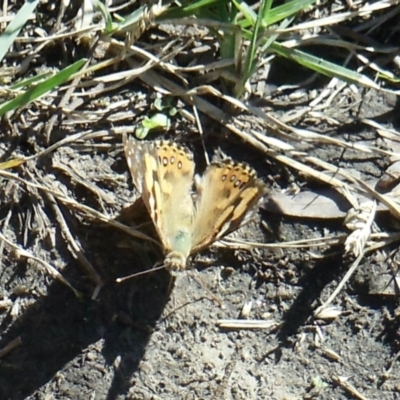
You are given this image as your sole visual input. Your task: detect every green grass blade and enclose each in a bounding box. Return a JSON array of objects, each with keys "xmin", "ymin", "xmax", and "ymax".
[
  {"xmin": 0, "ymin": 0, "xmax": 40, "ymax": 62},
  {"xmin": 272, "ymin": 43, "xmax": 382, "ymax": 90},
  {"xmin": 91, "ymin": 0, "xmax": 113, "ymax": 33},
  {"xmin": 233, "ymin": 0, "xmax": 257, "ymax": 23},
  {"xmin": 237, "ymin": 0, "xmax": 316, "ymax": 28},
  {"xmin": 182, "ymin": 0, "xmax": 223, "ymax": 12},
  {"xmin": 236, "ymin": 0, "xmax": 271, "ymax": 97},
  {"xmin": 264, "ymin": 0, "xmax": 316, "ymax": 26},
  {"xmin": 245, "ymin": 0, "xmax": 271, "ymax": 69},
  {"xmin": 10, "ymin": 72, "xmax": 53, "ymax": 90},
  {"xmin": 0, "ymin": 59, "xmax": 87, "ymax": 117}
]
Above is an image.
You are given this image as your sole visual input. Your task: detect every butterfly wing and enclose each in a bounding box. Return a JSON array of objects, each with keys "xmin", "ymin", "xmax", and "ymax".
[
  {"xmin": 191, "ymin": 160, "xmax": 267, "ymax": 254},
  {"xmin": 123, "ymin": 135, "xmax": 196, "ymax": 261}
]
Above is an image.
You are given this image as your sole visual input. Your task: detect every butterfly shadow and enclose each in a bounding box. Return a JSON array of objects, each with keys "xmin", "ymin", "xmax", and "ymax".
[{"xmin": 0, "ymin": 218, "xmax": 172, "ymax": 400}]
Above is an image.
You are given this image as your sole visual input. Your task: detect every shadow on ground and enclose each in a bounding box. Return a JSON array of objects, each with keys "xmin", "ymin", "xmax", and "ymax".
[{"xmin": 0, "ymin": 225, "xmax": 172, "ymax": 400}]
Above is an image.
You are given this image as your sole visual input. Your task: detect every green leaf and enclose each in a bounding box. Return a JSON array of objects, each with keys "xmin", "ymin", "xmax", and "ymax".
[{"xmin": 142, "ymin": 113, "xmax": 170, "ymax": 129}]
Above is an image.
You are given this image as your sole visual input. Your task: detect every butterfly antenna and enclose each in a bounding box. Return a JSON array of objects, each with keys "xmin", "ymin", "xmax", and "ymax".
[{"xmin": 116, "ymin": 264, "xmax": 166, "ymax": 283}]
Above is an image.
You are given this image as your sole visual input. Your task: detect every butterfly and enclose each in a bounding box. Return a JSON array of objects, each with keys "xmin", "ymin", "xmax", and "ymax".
[{"xmin": 123, "ymin": 134, "xmax": 267, "ymax": 271}]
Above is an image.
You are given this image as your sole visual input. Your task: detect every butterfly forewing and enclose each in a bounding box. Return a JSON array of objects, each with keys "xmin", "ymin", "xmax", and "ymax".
[
  {"xmin": 191, "ymin": 160, "xmax": 266, "ymax": 254},
  {"xmin": 123, "ymin": 135, "xmax": 195, "ymax": 259}
]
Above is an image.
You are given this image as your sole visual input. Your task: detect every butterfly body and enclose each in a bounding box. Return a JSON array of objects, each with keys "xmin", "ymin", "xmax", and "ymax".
[{"xmin": 123, "ymin": 135, "xmax": 267, "ymax": 271}]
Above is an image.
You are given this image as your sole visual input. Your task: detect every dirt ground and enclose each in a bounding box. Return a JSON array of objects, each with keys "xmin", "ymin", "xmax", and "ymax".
[{"xmin": 1, "ymin": 3, "xmax": 400, "ymax": 400}]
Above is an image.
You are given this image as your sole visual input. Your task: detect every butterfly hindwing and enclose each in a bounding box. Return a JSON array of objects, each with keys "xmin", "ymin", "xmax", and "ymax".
[{"xmin": 191, "ymin": 160, "xmax": 267, "ymax": 254}]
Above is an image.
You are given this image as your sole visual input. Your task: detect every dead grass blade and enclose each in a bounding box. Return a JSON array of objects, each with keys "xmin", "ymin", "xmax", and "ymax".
[
  {"xmin": 217, "ymin": 319, "xmax": 278, "ymax": 330},
  {"xmin": 0, "ymin": 337, "xmax": 22, "ymax": 359},
  {"xmin": 0, "ymin": 169, "xmax": 157, "ymax": 249}
]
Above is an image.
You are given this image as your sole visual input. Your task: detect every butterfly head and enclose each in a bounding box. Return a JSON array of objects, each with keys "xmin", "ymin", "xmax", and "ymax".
[{"xmin": 164, "ymin": 251, "xmax": 187, "ymax": 271}]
